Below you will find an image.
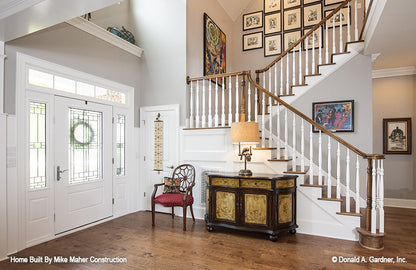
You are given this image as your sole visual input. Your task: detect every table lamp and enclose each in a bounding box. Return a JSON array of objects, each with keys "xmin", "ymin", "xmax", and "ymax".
[{"xmin": 231, "ymin": 122, "xmax": 260, "ymax": 176}]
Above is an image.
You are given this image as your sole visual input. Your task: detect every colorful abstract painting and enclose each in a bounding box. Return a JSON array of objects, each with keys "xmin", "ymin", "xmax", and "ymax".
[
  {"xmin": 204, "ymin": 13, "xmax": 226, "ymax": 84},
  {"xmin": 312, "ymin": 100, "xmax": 354, "ymax": 132}
]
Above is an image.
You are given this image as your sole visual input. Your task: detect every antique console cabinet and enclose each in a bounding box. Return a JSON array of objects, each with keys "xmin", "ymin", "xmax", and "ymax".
[{"xmin": 205, "ymin": 172, "xmax": 297, "ymax": 241}]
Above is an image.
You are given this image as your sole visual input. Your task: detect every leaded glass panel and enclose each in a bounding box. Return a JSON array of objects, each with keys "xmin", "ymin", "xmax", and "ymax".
[
  {"xmin": 116, "ymin": 115, "xmax": 126, "ymax": 176},
  {"xmin": 29, "ymin": 102, "xmax": 47, "ymax": 189}
]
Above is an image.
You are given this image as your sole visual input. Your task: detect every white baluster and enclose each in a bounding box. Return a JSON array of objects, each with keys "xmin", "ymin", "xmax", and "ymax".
[
  {"xmin": 189, "ymin": 81, "xmax": 194, "ymax": 128},
  {"xmin": 339, "ymin": 10, "xmax": 343, "ymax": 53},
  {"xmin": 254, "ymin": 86, "xmax": 258, "ymax": 123},
  {"xmin": 280, "ymin": 60, "xmax": 283, "ymax": 95},
  {"xmin": 274, "ymin": 65, "xmax": 278, "ymax": 97},
  {"xmin": 318, "ymin": 27, "xmax": 322, "ymax": 65},
  {"xmin": 202, "ymin": 80, "xmax": 206, "ymax": 128},
  {"xmin": 299, "ymin": 42, "xmax": 302, "ymax": 83},
  {"xmin": 318, "ymin": 131, "xmax": 322, "ymax": 185},
  {"xmin": 305, "ymin": 36, "xmax": 309, "ymax": 75},
  {"xmin": 286, "ymin": 54, "xmax": 289, "ymax": 94},
  {"xmin": 336, "ymin": 142, "xmax": 341, "ymax": 199},
  {"xmin": 301, "ymin": 119, "xmax": 305, "ymax": 172},
  {"xmin": 235, "ymin": 75, "xmax": 239, "ymax": 122},
  {"xmin": 325, "ymin": 21, "xmax": 329, "ymax": 63},
  {"xmin": 327, "ymin": 138, "xmax": 332, "ymax": 198},
  {"xmin": 355, "ymin": 0, "xmax": 358, "ymax": 41},
  {"xmin": 248, "ymin": 82, "xmax": 251, "ymax": 122},
  {"xmin": 195, "ymin": 80, "xmax": 200, "ymax": 128},
  {"xmin": 346, "ymin": 150, "xmax": 351, "ymax": 212},
  {"xmin": 347, "ymin": 1, "xmax": 351, "ymax": 42},
  {"xmin": 292, "ymin": 50, "xmax": 296, "ymax": 85},
  {"xmin": 371, "ymin": 159, "xmax": 377, "ymax": 234},
  {"xmin": 309, "ymin": 125, "xmax": 314, "ymax": 184},
  {"xmin": 312, "ymin": 32, "xmax": 316, "ymax": 74},
  {"xmin": 284, "ymin": 108, "xmax": 288, "ymax": 158},
  {"xmin": 269, "ymin": 70, "xmax": 273, "ymax": 147},
  {"xmin": 228, "ymin": 76, "xmax": 232, "ymax": 125},
  {"xmin": 332, "ymin": 14, "xmax": 336, "ymax": 54},
  {"xmin": 292, "ymin": 113, "xmax": 296, "ymax": 170},
  {"xmin": 379, "ymin": 159, "xmax": 385, "ymax": 233},
  {"xmin": 355, "ymin": 154, "xmax": 360, "ymax": 213},
  {"xmin": 276, "ymin": 103, "xmax": 281, "ymax": 159},
  {"xmin": 261, "ymin": 91, "xmax": 266, "ymax": 148},
  {"xmin": 214, "ymin": 78, "xmax": 219, "ymax": 127},
  {"xmin": 221, "ymin": 78, "xmax": 226, "ymax": 126},
  {"xmin": 208, "ymin": 79, "xmax": 212, "ymax": 127}
]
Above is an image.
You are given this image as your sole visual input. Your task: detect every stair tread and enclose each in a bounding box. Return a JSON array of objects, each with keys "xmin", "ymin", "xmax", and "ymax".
[
  {"xmin": 332, "ymin": 51, "xmax": 351, "ymax": 56},
  {"xmin": 284, "ymin": 166, "xmax": 309, "ymax": 174},
  {"xmin": 304, "ymin": 73, "xmax": 321, "ymax": 78},
  {"xmin": 317, "ymin": 62, "xmax": 335, "ymax": 67},
  {"xmin": 268, "ymin": 157, "xmax": 292, "ymax": 162},
  {"xmin": 278, "ymin": 94, "xmax": 295, "ymax": 97}
]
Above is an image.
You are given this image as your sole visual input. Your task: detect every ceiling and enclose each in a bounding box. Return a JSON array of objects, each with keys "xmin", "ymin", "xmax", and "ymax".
[
  {"xmin": 217, "ymin": 0, "xmax": 252, "ymax": 21},
  {"xmin": 365, "ymin": 0, "xmax": 416, "ymax": 70}
]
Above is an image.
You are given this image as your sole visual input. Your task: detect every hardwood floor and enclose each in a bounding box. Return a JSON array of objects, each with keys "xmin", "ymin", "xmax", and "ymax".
[{"xmin": 1, "ymin": 207, "xmax": 415, "ymax": 269}]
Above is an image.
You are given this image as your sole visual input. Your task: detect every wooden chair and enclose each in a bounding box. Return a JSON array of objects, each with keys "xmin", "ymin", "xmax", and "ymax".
[{"xmin": 151, "ymin": 164, "xmax": 196, "ymax": 231}]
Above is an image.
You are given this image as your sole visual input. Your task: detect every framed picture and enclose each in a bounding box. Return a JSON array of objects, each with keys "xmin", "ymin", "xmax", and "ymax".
[
  {"xmin": 243, "ymin": 11, "xmax": 263, "ymax": 31},
  {"xmin": 325, "ymin": 7, "xmax": 350, "ymax": 28},
  {"xmin": 304, "ymin": 0, "xmax": 321, "ymax": 4},
  {"xmin": 312, "ymin": 100, "xmax": 354, "ymax": 132},
  {"xmin": 264, "ymin": 0, "xmax": 281, "ymax": 14},
  {"xmin": 264, "ymin": 34, "xmax": 282, "ymax": 57},
  {"xmin": 284, "ymin": 8, "xmax": 301, "ymax": 30},
  {"xmin": 283, "ymin": 0, "xmax": 300, "ymax": 9},
  {"xmin": 265, "ymin": 12, "xmax": 281, "ymax": 34},
  {"xmin": 303, "ymin": 3, "xmax": 322, "ymax": 27},
  {"xmin": 283, "ymin": 30, "xmax": 301, "ymax": 51},
  {"xmin": 324, "ymin": 0, "xmax": 343, "ymax": 6},
  {"xmin": 203, "ymin": 13, "xmax": 226, "ymax": 84},
  {"xmin": 243, "ymin": 31, "xmax": 263, "ymax": 51},
  {"xmin": 383, "ymin": 118, "xmax": 412, "ymax": 154},
  {"xmin": 303, "ymin": 26, "xmax": 323, "ymax": 50}
]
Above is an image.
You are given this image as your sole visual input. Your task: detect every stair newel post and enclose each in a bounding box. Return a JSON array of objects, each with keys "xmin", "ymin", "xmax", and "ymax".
[
  {"xmin": 318, "ymin": 27, "xmax": 322, "ymax": 65},
  {"xmin": 312, "ymin": 31, "xmax": 316, "ymax": 74},
  {"xmin": 336, "ymin": 142, "xmax": 341, "ymax": 199},
  {"xmin": 268, "ymin": 70, "xmax": 273, "ymax": 147},
  {"xmin": 346, "ymin": 149, "xmax": 351, "ymax": 213},
  {"xmin": 379, "ymin": 159, "xmax": 385, "ymax": 233},
  {"xmin": 208, "ymin": 78, "xmax": 212, "ymax": 128},
  {"xmin": 292, "ymin": 47, "xmax": 296, "ymax": 85},
  {"xmin": 286, "ymin": 53, "xmax": 290, "ymax": 94},
  {"xmin": 332, "ymin": 13, "xmax": 336, "ymax": 54},
  {"xmin": 276, "ymin": 102, "xmax": 281, "ymax": 159},
  {"xmin": 247, "ymin": 79, "xmax": 251, "ymax": 122},
  {"xmin": 189, "ymin": 80, "xmax": 194, "ymax": 128},
  {"xmin": 228, "ymin": 75, "xmax": 232, "ymax": 126},
  {"xmin": 292, "ymin": 113, "xmax": 296, "ymax": 170},
  {"xmin": 235, "ymin": 75, "xmax": 239, "ymax": 122},
  {"xmin": 214, "ymin": 78, "xmax": 219, "ymax": 127},
  {"xmin": 221, "ymin": 77, "xmax": 226, "ymax": 127},
  {"xmin": 240, "ymin": 74, "xmax": 246, "ymax": 122},
  {"xmin": 284, "ymin": 108, "xmax": 288, "ymax": 159},
  {"xmin": 355, "ymin": 155, "xmax": 360, "ymax": 214},
  {"xmin": 280, "ymin": 60, "xmax": 284, "ymax": 96},
  {"xmin": 305, "ymin": 36, "xmax": 309, "ymax": 76},
  {"xmin": 371, "ymin": 159, "xmax": 377, "ymax": 234},
  {"xmin": 202, "ymin": 79, "xmax": 206, "ymax": 128},
  {"xmin": 339, "ymin": 9, "xmax": 343, "ymax": 53},
  {"xmin": 299, "ymin": 42, "xmax": 302, "ymax": 83},
  {"xmin": 347, "ymin": 1, "xmax": 351, "ymax": 43},
  {"xmin": 301, "ymin": 119, "xmax": 305, "ymax": 172},
  {"xmin": 309, "ymin": 125, "xmax": 314, "ymax": 184},
  {"xmin": 365, "ymin": 158, "xmax": 373, "ymax": 232},
  {"xmin": 325, "ymin": 21, "xmax": 329, "ymax": 63},
  {"xmin": 195, "ymin": 80, "xmax": 200, "ymax": 128},
  {"xmin": 354, "ymin": 0, "xmax": 358, "ymax": 41},
  {"xmin": 318, "ymin": 130, "xmax": 322, "ymax": 186},
  {"xmin": 327, "ymin": 138, "xmax": 332, "ymax": 198}
]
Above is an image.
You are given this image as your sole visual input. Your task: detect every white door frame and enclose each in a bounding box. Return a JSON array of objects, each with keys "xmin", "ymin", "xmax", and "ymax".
[{"xmin": 13, "ymin": 52, "xmax": 135, "ymax": 254}]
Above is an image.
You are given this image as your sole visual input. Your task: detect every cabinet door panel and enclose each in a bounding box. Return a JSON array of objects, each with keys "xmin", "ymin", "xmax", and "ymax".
[
  {"xmin": 244, "ymin": 193, "xmax": 268, "ymax": 225},
  {"xmin": 214, "ymin": 190, "xmax": 237, "ymax": 223},
  {"xmin": 278, "ymin": 194, "xmax": 292, "ymax": 224}
]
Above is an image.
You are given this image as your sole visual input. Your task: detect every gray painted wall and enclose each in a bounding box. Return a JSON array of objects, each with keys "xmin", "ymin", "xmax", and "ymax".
[
  {"xmin": 373, "ymin": 75, "xmax": 416, "ymax": 200},
  {"xmin": 5, "ymin": 23, "xmax": 141, "ymax": 126}
]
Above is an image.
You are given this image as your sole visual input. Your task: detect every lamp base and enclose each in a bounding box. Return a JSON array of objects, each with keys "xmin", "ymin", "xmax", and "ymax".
[{"xmin": 239, "ymin": 169, "xmax": 253, "ymax": 176}]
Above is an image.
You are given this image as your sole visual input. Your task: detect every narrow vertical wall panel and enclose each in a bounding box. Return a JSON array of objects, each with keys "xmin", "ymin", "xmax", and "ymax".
[
  {"xmin": 0, "ymin": 42, "xmax": 4, "ymax": 113},
  {"xmin": 0, "ymin": 114, "xmax": 7, "ymax": 260}
]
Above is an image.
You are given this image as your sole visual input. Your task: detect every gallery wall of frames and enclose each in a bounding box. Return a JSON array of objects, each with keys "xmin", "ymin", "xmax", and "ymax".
[{"xmin": 242, "ymin": 0, "xmax": 348, "ymax": 57}]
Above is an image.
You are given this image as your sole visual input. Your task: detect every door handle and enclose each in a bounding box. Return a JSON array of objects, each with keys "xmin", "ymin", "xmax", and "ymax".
[
  {"xmin": 56, "ymin": 166, "xmax": 68, "ymax": 181},
  {"xmin": 167, "ymin": 165, "xmax": 174, "ymax": 169}
]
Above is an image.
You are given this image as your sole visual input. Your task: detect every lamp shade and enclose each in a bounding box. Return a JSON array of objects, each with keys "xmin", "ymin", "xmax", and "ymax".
[{"xmin": 231, "ymin": 122, "xmax": 260, "ymax": 144}]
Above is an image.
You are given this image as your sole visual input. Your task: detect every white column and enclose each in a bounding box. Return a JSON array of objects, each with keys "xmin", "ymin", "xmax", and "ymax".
[
  {"xmin": 327, "ymin": 138, "xmax": 332, "ymax": 198},
  {"xmin": 274, "ymin": 65, "xmax": 278, "ymax": 96},
  {"xmin": 0, "ymin": 114, "xmax": 7, "ymax": 259},
  {"xmin": 208, "ymin": 79, "xmax": 212, "ymax": 127},
  {"xmin": 355, "ymin": 155, "xmax": 360, "ymax": 214},
  {"xmin": 202, "ymin": 80, "xmax": 206, "ymax": 128},
  {"xmin": 347, "ymin": 1, "xmax": 351, "ymax": 42},
  {"xmin": 318, "ymin": 27, "xmax": 322, "ymax": 65},
  {"xmin": 276, "ymin": 103, "xmax": 281, "ymax": 159},
  {"xmin": 301, "ymin": 119, "xmax": 305, "ymax": 171},
  {"xmin": 261, "ymin": 91, "xmax": 266, "ymax": 148},
  {"xmin": 339, "ymin": 10, "xmax": 343, "ymax": 53},
  {"xmin": 309, "ymin": 125, "xmax": 314, "ymax": 184},
  {"xmin": 346, "ymin": 149, "xmax": 351, "ymax": 212},
  {"xmin": 286, "ymin": 55, "xmax": 289, "ymax": 94},
  {"xmin": 312, "ymin": 31, "xmax": 316, "ymax": 74},
  {"xmin": 292, "ymin": 114, "xmax": 296, "ymax": 170},
  {"xmin": 318, "ymin": 131, "xmax": 322, "ymax": 185},
  {"xmin": 235, "ymin": 75, "xmax": 239, "ymax": 122},
  {"xmin": 248, "ymin": 82, "xmax": 251, "ymax": 122},
  {"xmin": 0, "ymin": 42, "xmax": 4, "ymax": 113},
  {"xmin": 284, "ymin": 108, "xmax": 288, "ymax": 158},
  {"xmin": 299, "ymin": 43, "xmax": 302, "ymax": 84},
  {"xmin": 292, "ymin": 50, "xmax": 296, "ymax": 85},
  {"xmin": 379, "ymin": 160, "xmax": 385, "ymax": 233},
  {"xmin": 332, "ymin": 15, "xmax": 336, "ymax": 54},
  {"xmin": 371, "ymin": 159, "xmax": 377, "ymax": 234},
  {"xmin": 189, "ymin": 81, "xmax": 194, "ymax": 128},
  {"xmin": 221, "ymin": 79, "xmax": 226, "ymax": 126},
  {"xmin": 325, "ymin": 22, "xmax": 329, "ymax": 63},
  {"xmin": 214, "ymin": 78, "xmax": 219, "ymax": 127},
  {"xmin": 195, "ymin": 81, "xmax": 200, "ymax": 128},
  {"xmin": 354, "ymin": 0, "xmax": 359, "ymax": 41},
  {"xmin": 228, "ymin": 76, "xmax": 232, "ymax": 125},
  {"xmin": 280, "ymin": 60, "xmax": 284, "ymax": 96},
  {"xmin": 336, "ymin": 142, "xmax": 341, "ymax": 199},
  {"xmin": 305, "ymin": 37, "xmax": 309, "ymax": 75},
  {"xmin": 254, "ymin": 85, "xmax": 258, "ymax": 123},
  {"xmin": 268, "ymin": 70, "xmax": 273, "ymax": 147}
]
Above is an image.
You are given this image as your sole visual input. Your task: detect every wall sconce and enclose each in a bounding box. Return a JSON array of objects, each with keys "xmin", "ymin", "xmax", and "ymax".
[{"xmin": 231, "ymin": 122, "xmax": 260, "ymax": 176}]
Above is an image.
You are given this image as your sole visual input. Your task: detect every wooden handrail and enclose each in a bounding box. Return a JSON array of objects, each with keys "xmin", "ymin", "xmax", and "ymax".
[
  {"xmin": 255, "ymin": 0, "xmax": 352, "ymax": 74},
  {"xmin": 359, "ymin": 0, "xmax": 374, "ymax": 41},
  {"xmin": 246, "ymin": 73, "xmax": 384, "ymax": 160},
  {"xmin": 187, "ymin": 71, "xmax": 249, "ymax": 84}
]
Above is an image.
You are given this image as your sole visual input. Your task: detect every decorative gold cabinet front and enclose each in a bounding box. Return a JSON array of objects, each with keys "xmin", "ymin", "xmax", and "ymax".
[
  {"xmin": 215, "ymin": 191, "xmax": 236, "ymax": 222},
  {"xmin": 243, "ymin": 193, "xmax": 268, "ymax": 225}
]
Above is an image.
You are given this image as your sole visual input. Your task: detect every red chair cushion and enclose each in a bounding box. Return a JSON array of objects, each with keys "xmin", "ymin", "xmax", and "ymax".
[{"xmin": 154, "ymin": 193, "xmax": 194, "ymax": 207}]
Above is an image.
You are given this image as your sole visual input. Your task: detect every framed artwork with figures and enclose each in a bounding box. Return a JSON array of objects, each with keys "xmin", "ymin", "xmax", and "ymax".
[
  {"xmin": 204, "ymin": 13, "xmax": 226, "ymax": 85},
  {"xmin": 312, "ymin": 100, "xmax": 354, "ymax": 132},
  {"xmin": 383, "ymin": 118, "xmax": 412, "ymax": 154},
  {"xmin": 264, "ymin": 0, "xmax": 281, "ymax": 13}
]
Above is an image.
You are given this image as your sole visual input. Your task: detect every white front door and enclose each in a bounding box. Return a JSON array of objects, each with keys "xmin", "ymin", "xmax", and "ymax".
[
  {"xmin": 54, "ymin": 96, "xmax": 113, "ymax": 234},
  {"xmin": 140, "ymin": 105, "xmax": 179, "ymax": 210}
]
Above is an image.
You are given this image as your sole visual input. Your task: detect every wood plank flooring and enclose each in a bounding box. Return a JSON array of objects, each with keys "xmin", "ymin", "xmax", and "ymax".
[{"xmin": 1, "ymin": 207, "xmax": 415, "ymax": 269}]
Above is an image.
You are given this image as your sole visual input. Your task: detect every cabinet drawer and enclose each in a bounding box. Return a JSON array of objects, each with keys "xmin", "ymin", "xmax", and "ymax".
[
  {"xmin": 276, "ymin": 179, "xmax": 295, "ymax": 189},
  {"xmin": 240, "ymin": 179, "xmax": 271, "ymax": 189},
  {"xmin": 211, "ymin": 178, "xmax": 239, "ymax": 187}
]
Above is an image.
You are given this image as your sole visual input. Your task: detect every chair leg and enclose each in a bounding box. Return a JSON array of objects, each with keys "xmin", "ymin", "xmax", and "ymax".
[
  {"xmin": 171, "ymin": 206, "xmax": 175, "ymax": 219},
  {"xmin": 183, "ymin": 205, "xmax": 187, "ymax": 231},
  {"xmin": 151, "ymin": 201, "xmax": 155, "ymax": 227},
  {"xmin": 190, "ymin": 204, "xmax": 195, "ymax": 223}
]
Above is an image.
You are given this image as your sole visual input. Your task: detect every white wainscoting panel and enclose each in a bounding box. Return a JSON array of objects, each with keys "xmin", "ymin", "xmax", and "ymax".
[{"xmin": 0, "ymin": 114, "xmax": 7, "ymax": 260}]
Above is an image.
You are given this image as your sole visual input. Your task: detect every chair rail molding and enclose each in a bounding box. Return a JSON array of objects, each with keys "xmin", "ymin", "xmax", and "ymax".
[{"xmin": 66, "ymin": 17, "xmax": 144, "ymax": 58}]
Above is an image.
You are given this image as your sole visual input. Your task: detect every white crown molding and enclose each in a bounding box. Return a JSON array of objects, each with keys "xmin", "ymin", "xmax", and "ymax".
[
  {"xmin": 0, "ymin": 0, "xmax": 45, "ymax": 20},
  {"xmin": 66, "ymin": 17, "xmax": 143, "ymax": 58},
  {"xmin": 372, "ymin": 66, "xmax": 416, "ymax": 79}
]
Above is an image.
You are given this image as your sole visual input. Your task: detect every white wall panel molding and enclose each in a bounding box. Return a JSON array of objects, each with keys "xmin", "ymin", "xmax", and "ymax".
[
  {"xmin": 0, "ymin": 114, "xmax": 7, "ymax": 260},
  {"xmin": 384, "ymin": 198, "xmax": 416, "ymax": 209},
  {"xmin": 372, "ymin": 66, "xmax": 416, "ymax": 79},
  {"xmin": 0, "ymin": 41, "xmax": 4, "ymax": 113},
  {"xmin": 0, "ymin": 0, "xmax": 44, "ymax": 20}
]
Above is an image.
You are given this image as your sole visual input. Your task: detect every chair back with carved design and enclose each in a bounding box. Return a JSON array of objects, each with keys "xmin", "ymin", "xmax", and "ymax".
[{"xmin": 172, "ymin": 164, "xmax": 195, "ymax": 193}]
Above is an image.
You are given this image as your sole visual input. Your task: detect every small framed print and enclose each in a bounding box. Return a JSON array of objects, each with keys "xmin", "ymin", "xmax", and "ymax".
[
  {"xmin": 303, "ymin": 3, "xmax": 322, "ymax": 27},
  {"xmin": 284, "ymin": 30, "xmax": 301, "ymax": 51},
  {"xmin": 303, "ymin": 26, "xmax": 323, "ymax": 50},
  {"xmin": 325, "ymin": 7, "xmax": 350, "ymax": 28},
  {"xmin": 265, "ymin": 12, "xmax": 281, "ymax": 35},
  {"xmin": 264, "ymin": 0, "xmax": 281, "ymax": 14},
  {"xmin": 312, "ymin": 100, "xmax": 354, "ymax": 132},
  {"xmin": 264, "ymin": 34, "xmax": 282, "ymax": 57},
  {"xmin": 304, "ymin": 0, "xmax": 321, "ymax": 4},
  {"xmin": 283, "ymin": 0, "xmax": 300, "ymax": 10},
  {"xmin": 383, "ymin": 118, "xmax": 412, "ymax": 155},
  {"xmin": 243, "ymin": 11, "xmax": 263, "ymax": 31},
  {"xmin": 324, "ymin": 0, "xmax": 343, "ymax": 6},
  {"xmin": 243, "ymin": 31, "xmax": 263, "ymax": 51},
  {"xmin": 284, "ymin": 8, "xmax": 301, "ymax": 31}
]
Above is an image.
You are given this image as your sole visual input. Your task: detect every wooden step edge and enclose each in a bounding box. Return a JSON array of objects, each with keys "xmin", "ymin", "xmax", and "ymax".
[
  {"xmin": 304, "ymin": 73, "xmax": 321, "ymax": 78},
  {"xmin": 332, "ymin": 51, "xmax": 351, "ymax": 56},
  {"xmin": 336, "ymin": 212, "xmax": 362, "ymax": 217},
  {"xmin": 356, "ymin": 227, "xmax": 385, "ymax": 237},
  {"xmin": 268, "ymin": 158, "xmax": 292, "ymax": 162},
  {"xmin": 300, "ymin": 184, "xmax": 324, "ymax": 188},
  {"xmin": 278, "ymin": 94, "xmax": 295, "ymax": 97},
  {"xmin": 318, "ymin": 197, "xmax": 343, "ymax": 202},
  {"xmin": 317, "ymin": 62, "xmax": 335, "ymax": 67},
  {"xmin": 257, "ymin": 112, "xmax": 271, "ymax": 115},
  {"xmin": 283, "ymin": 171, "xmax": 308, "ymax": 175},
  {"xmin": 253, "ymin": 147, "xmax": 277, "ymax": 150},
  {"xmin": 344, "ymin": 40, "xmax": 364, "ymax": 51},
  {"xmin": 183, "ymin": 126, "xmax": 230, "ymax": 130}
]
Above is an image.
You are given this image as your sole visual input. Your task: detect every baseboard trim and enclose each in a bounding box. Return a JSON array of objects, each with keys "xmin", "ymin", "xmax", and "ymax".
[{"xmin": 384, "ymin": 198, "xmax": 416, "ymax": 209}]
